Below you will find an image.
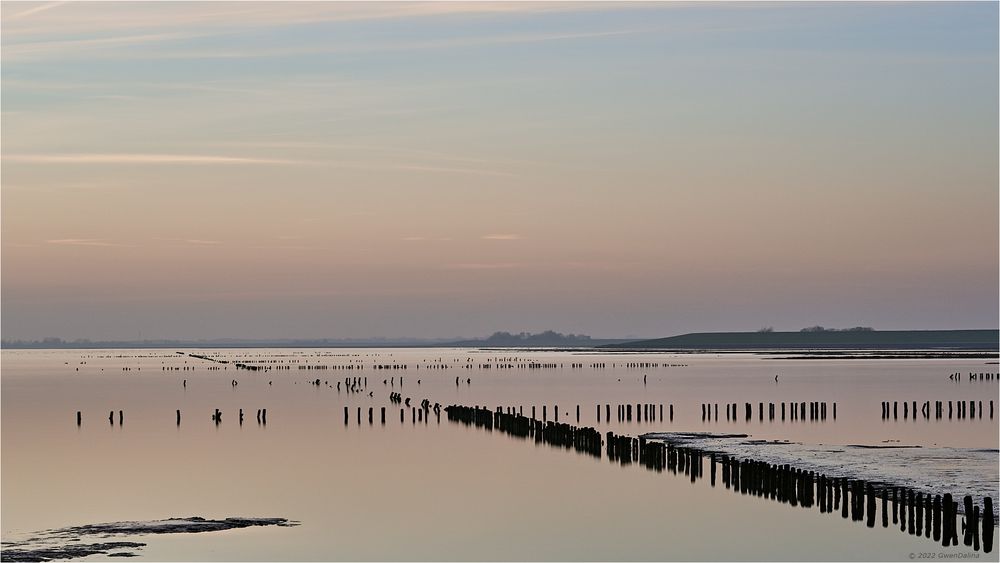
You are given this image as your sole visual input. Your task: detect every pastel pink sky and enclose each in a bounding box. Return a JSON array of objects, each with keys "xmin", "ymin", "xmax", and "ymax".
[{"xmin": 2, "ymin": 2, "xmax": 997, "ymax": 340}]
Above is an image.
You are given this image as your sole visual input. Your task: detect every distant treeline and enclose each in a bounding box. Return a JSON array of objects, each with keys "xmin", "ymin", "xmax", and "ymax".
[
  {"xmin": 757, "ymin": 326, "xmax": 875, "ymax": 333},
  {"xmin": 445, "ymin": 330, "xmax": 630, "ymax": 347},
  {"xmin": 606, "ymin": 330, "xmax": 1000, "ymax": 351}
]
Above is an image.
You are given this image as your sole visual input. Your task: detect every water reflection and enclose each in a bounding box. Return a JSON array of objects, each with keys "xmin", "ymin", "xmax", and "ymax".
[{"xmin": 444, "ymin": 403, "xmax": 996, "ymax": 554}]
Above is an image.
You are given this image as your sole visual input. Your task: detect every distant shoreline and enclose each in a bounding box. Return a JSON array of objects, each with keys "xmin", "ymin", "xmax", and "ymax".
[{"xmin": 603, "ymin": 329, "xmax": 999, "ymax": 352}]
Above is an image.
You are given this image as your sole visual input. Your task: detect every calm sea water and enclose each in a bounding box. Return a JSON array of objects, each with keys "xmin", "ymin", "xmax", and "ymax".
[{"xmin": 2, "ymin": 348, "xmax": 997, "ymax": 561}]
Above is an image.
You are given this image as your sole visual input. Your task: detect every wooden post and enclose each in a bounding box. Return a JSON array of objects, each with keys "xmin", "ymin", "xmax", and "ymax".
[
  {"xmin": 76, "ymin": 411, "xmax": 81, "ymax": 426},
  {"xmin": 984, "ymin": 497, "xmax": 994, "ymax": 554},
  {"xmin": 915, "ymin": 492, "xmax": 923, "ymax": 536},
  {"xmin": 964, "ymin": 495, "xmax": 974, "ymax": 546},
  {"xmin": 882, "ymin": 488, "xmax": 888, "ymax": 528},
  {"xmin": 176, "ymin": 409, "xmax": 181, "ymax": 425},
  {"xmin": 933, "ymin": 494, "xmax": 941, "ymax": 542}
]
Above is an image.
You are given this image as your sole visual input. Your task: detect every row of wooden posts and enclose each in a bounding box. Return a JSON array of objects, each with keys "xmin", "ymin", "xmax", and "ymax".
[
  {"xmin": 441, "ymin": 402, "xmax": 995, "ymax": 553},
  {"xmin": 75, "ymin": 409, "xmax": 267, "ymax": 426},
  {"xmin": 700, "ymin": 401, "xmax": 835, "ymax": 422},
  {"xmin": 949, "ymin": 372, "xmax": 996, "ymax": 381},
  {"xmin": 881, "ymin": 400, "xmax": 994, "ymax": 420},
  {"xmin": 598, "ymin": 403, "xmax": 673, "ymax": 423},
  {"xmin": 444, "ymin": 405, "xmax": 603, "ymax": 458},
  {"xmin": 343, "ymin": 404, "xmax": 442, "ymax": 425}
]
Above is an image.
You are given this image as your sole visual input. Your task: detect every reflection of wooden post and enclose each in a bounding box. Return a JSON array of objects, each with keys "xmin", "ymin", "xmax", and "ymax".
[{"xmin": 973, "ymin": 506, "xmax": 981, "ymax": 551}]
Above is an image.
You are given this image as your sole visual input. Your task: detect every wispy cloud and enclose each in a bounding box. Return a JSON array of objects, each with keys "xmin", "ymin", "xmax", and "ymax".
[
  {"xmin": 1, "ymin": 2, "xmax": 633, "ymax": 38},
  {"xmin": 2, "ymin": 32, "xmax": 194, "ymax": 59},
  {"xmin": 154, "ymin": 238, "xmax": 222, "ymax": 246},
  {"xmin": 216, "ymin": 141, "xmax": 538, "ymax": 166},
  {"xmin": 401, "ymin": 236, "xmax": 453, "ymax": 242},
  {"xmin": 46, "ymin": 238, "xmax": 133, "ymax": 247},
  {"xmin": 4, "ymin": 153, "xmax": 302, "ymax": 165},
  {"xmin": 447, "ymin": 262, "xmax": 521, "ymax": 270},
  {"xmin": 482, "ymin": 234, "xmax": 522, "ymax": 241},
  {"xmin": 3, "ymin": 1, "xmax": 66, "ymax": 21},
  {"xmin": 125, "ymin": 28, "xmax": 655, "ymax": 61},
  {"xmin": 2, "ymin": 152, "xmax": 515, "ymax": 177}
]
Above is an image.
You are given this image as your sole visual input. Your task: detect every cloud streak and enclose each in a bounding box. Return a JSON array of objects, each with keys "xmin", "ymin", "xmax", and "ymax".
[
  {"xmin": 4, "ymin": 153, "xmax": 302, "ymax": 165},
  {"xmin": 447, "ymin": 262, "xmax": 521, "ymax": 270},
  {"xmin": 46, "ymin": 238, "xmax": 133, "ymax": 247},
  {"xmin": 3, "ymin": 1, "xmax": 66, "ymax": 21}
]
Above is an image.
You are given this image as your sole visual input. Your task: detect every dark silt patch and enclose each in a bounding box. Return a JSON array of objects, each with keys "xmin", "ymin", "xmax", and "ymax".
[
  {"xmin": 1, "ymin": 517, "xmax": 298, "ymax": 562},
  {"xmin": 0, "ymin": 542, "xmax": 146, "ymax": 562}
]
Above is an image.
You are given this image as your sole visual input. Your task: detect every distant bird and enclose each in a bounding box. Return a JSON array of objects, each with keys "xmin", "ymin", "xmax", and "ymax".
[{"xmin": 774, "ymin": 374, "xmax": 779, "ymax": 382}]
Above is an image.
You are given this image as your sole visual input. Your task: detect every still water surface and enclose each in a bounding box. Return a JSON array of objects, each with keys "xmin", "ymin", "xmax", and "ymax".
[{"xmin": 2, "ymin": 348, "xmax": 997, "ymax": 560}]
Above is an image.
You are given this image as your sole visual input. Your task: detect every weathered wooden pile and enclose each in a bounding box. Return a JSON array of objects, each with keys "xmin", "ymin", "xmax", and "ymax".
[{"xmin": 881, "ymin": 400, "xmax": 994, "ymax": 420}]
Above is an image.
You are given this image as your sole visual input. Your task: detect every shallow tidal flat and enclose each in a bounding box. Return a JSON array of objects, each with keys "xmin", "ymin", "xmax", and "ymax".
[{"xmin": 2, "ymin": 348, "xmax": 997, "ymax": 561}]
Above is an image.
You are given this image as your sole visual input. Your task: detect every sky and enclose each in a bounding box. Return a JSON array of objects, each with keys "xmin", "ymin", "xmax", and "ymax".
[{"xmin": 2, "ymin": 1, "xmax": 997, "ymax": 341}]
